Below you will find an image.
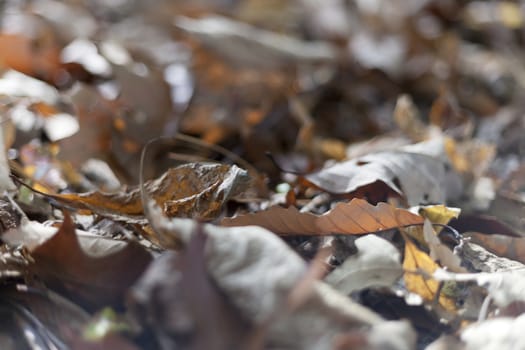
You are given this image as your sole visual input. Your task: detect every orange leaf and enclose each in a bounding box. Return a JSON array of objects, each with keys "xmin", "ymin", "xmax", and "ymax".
[{"xmin": 221, "ymin": 198, "xmax": 424, "ymax": 235}]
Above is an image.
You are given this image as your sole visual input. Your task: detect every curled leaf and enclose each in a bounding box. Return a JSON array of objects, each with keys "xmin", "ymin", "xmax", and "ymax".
[{"xmin": 40, "ymin": 163, "xmax": 251, "ymax": 220}]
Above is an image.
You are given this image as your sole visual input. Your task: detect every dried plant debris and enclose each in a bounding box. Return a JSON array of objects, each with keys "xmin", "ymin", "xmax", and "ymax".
[
  {"xmin": 131, "ymin": 202, "xmax": 416, "ymax": 350},
  {"xmin": 38, "ymin": 163, "xmax": 251, "ymax": 220},
  {"xmin": 2, "ymin": 0, "xmax": 525, "ymax": 349}
]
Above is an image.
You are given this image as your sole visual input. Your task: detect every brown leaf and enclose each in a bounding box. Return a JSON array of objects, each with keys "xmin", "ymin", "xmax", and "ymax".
[
  {"xmin": 30, "ymin": 212, "xmax": 152, "ymax": 309},
  {"xmin": 221, "ymin": 198, "xmax": 424, "ymax": 235},
  {"xmin": 0, "ymin": 34, "xmax": 63, "ymax": 85},
  {"xmin": 467, "ymin": 232, "xmax": 525, "ymax": 265},
  {"xmin": 43, "ymin": 163, "xmax": 251, "ymax": 220}
]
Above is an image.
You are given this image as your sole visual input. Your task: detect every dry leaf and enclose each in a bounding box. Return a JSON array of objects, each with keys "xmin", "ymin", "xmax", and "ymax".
[
  {"xmin": 129, "ymin": 228, "xmax": 251, "ymax": 350},
  {"xmin": 304, "ymin": 145, "xmax": 460, "ymax": 206},
  {"xmin": 26, "ymin": 212, "xmax": 152, "ymax": 309},
  {"xmin": 467, "ymin": 232, "xmax": 525, "ymax": 265},
  {"xmin": 419, "ymin": 205, "xmax": 461, "ymax": 227},
  {"xmin": 461, "ymin": 314, "xmax": 525, "ymax": 350},
  {"xmin": 221, "ymin": 198, "xmax": 424, "ymax": 235},
  {"xmin": 0, "ymin": 34, "xmax": 63, "ymax": 85},
  {"xmin": 325, "ymin": 235, "xmax": 403, "ymax": 294},
  {"xmin": 434, "ymin": 269, "xmax": 525, "ymax": 308},
  {"xmin": 44, "ymin": 163, "xmax": 251, "ymax": 220},
  {"xmin": 403, "ymin": 237, "xmax": 456, "ymax": 311},
  {"xmin": 143, "ymin": 202, "xmax": 417, "ymax": 350},
  {"xmin": 422, "ymin": 220, "xmax": 466, "ymax": 273}
]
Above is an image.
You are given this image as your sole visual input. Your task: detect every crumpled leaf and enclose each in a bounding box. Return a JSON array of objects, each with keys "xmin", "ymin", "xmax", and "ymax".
[
  {"xmin": 325, "ymin": 235, "xmax": 403, "ymax": 294},
  {"xmin": 304, "ymin": 141, "xmax": 462, "ymax": 205},
  {"xmin": 422, "ymin": 220, "xmax": 466, "ymax": 273},
  {"xmin": 460, "ymin": 313, "xmax": 525, "ymax": 350},
  {"xmin": 403, "ymin": 237, "xmax": 456, "ymax": 311},
  {"xmin": 6, "ymin": 212, "xmax": 152, "ymax": 309},
  {"xmin": 434, "ymin": 268, "xmax": 525, "ymax": 308},
  {"xmin": 221, "ymin": 198, "xmax": 424, "ymax": 235},
  {"xmin": 129, "ymin": 230, "xmax": 251, "ymax": 350},
  {"xmin": 142, "ymin": 201, "xmax": 415, "ymax": 350},
  {"xmin": 43, "ymin": 163, "xmax": 251, "ymax": 220}
]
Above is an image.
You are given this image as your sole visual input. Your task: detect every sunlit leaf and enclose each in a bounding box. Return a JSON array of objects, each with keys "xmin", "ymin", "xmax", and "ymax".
[
  {"xmin": 304, "ymin": 141, "xmax": 462, "ymax": 205},
  {"xmin": 41, "ymin": 163, "xmax": 251, "ymax": 220},
  {"xmin": 222, "ymin": 198, "xmax": 424, "ymax": 235},
  {"xmin": 403, "ymin": 236, "xmax": 456, "ymax": 311}
]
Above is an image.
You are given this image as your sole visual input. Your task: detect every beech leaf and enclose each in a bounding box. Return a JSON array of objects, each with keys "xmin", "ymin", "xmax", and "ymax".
[{"xmin": 221, "ymin": 198, "xmax": 424, "ymax": 235}]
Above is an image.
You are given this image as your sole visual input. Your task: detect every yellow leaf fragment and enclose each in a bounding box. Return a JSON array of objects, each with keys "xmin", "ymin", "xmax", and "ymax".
[
  {"xmin": 403, "ymin": 237, "xmax": 456, "ymax": 311},
  {"xmin": 419, "ymin": 204, "xmax": 460, "ymax": 234}
]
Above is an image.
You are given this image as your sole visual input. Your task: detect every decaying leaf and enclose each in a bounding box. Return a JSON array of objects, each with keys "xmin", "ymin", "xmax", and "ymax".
[
  {"xmin": 467, "ymin": 232, "xmax": 525, "ymax": 265},
  {"xmin": 325, "ymin": 235, "xmax": 403, "ymax": 294},
  {"xmin": 129, "ymin": 229, "xmax": 251, "ymax": 350},
  {"xmin": 422, "ymin": 220, "xmax": 466, "ymax": 273},
  {"xmin": 13, "ymin": 212, "xmax": 151, "ymax": 308},
  {"xmin": 460, "ymin": 313, "xmax": 525, "ymax": 350},
  {"xmin": 42, "ymin": 163, "xmax": 251, "ymax": 220},
  {"xmin": 434, "ymin": 268, "xmax": 525, "ymax": 308},
  {"xmin": 403, "ymin": 237, "xmax": 456, "ymax": 311},
  {"xmin": 456, "ymin": 242, "xmax": 525, "ymax": 273},
  {"xmin": 304, "ymin": 144, "xmax": 461, "ymax": 205},
  {"xmin": 221, "ymin": 198, "xmax": 424, "ymax": 235},
  {"xmin": 142, "ymin": 201, "xmax": 415, "ymax": 349}
]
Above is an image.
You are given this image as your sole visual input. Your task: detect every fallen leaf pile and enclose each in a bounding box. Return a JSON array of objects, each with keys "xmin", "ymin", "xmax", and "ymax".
[{"xmin": 1, "ymin": 1, "xmax": 525, "ymax": 350}]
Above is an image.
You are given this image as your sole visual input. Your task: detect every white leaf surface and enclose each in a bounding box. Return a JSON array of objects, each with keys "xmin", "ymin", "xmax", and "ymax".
[
  {"xmin": 325, "ymin": 235, "xmax": 403, "ymax": 294},
  {"xmin": 461, "ymin": 314, "xmax": 525, "ymax": 350},
  {"xmin": 148, "ymin": 203, "xmax": 415, "ymax": 349}
]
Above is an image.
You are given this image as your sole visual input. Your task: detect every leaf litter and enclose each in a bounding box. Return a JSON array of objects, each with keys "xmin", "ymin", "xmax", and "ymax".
[{"xmin": 1, "ymin": 1, "xmax": 525, "ymax": 349}]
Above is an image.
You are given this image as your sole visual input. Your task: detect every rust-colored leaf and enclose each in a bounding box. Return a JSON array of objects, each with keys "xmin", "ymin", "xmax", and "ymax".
[
  {"xmin": 45, "ymin": 163, "xmax": 250, "ymax": 220},
  {"xmin": 0, "ymin": 34, "xmax": 63, "ymax": 85},
  {"xmin": 467, "ymin": 232, "xmax": 525, "ymax": 265},
  {"xmin": 29, "ymin": 212, "xmax": 152, "ymax": 309},
  {"xmin": 221, "ymin": 198, "xmax": 424, "ymax": 235}
]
